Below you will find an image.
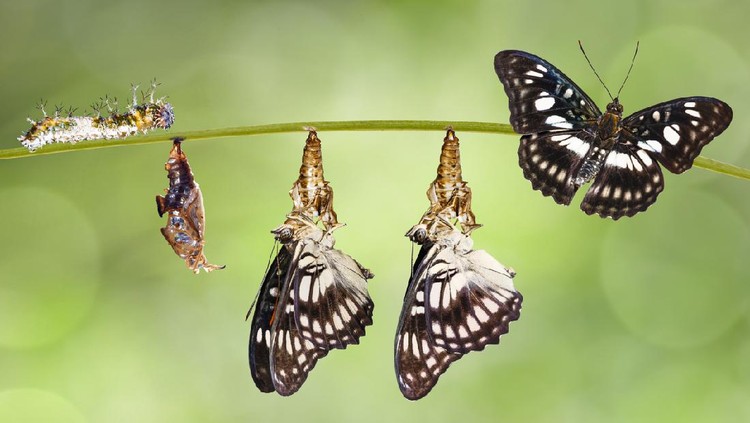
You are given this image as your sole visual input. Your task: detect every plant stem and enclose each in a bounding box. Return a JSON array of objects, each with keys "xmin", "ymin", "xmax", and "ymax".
[{"xmin": 2, "ymin": 119, "xmax": 748, "ymax": 182}]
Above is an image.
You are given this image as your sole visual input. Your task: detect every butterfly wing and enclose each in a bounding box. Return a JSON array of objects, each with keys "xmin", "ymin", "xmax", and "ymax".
[
  {"xmin": 268, "ymin": 240, "xmax": 329, "ymax": 396},
  {"xmin": 494, "ymin": 50, "xmax": 601, "ymax": 134},
  {"xmin": 580, "ymin": 143, "xmax": 664, "ymax": 219},
  {"xmin": 293, "ymin": 239, "xmax": 375, "ymax": 349},
  {"xmin": 518, "ymin": 131, "xmax": 593, "ymax": 205},
  {"xmin": 424, "ymin": 247, "xmax": 522, "ymax": 355},
  {"xmin": 620, "ymin": 97, "xmax": 733, "ymax": 174},
  {"xmin": 395, "ymin": 243, "xmax": 461, "ymax": 401},
  {"xmin": 248, "ymin": 245, "xmax": 293, "ymax": 393}
]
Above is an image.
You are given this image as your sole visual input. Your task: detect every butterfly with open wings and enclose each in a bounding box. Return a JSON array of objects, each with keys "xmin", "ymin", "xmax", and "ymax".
[{"xmin": 494, "ymin": 44, "xmax": 733, "ymax": 219}]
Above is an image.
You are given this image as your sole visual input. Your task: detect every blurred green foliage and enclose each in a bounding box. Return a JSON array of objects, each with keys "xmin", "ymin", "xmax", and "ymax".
[{"xmin": 1, "ymin": 0, "xmax": 749, "ymax": 422}]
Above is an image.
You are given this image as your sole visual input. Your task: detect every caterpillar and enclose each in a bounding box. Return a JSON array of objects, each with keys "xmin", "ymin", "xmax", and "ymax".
[{"xmin": 19, "ymin": 81, "xmax": 174, "ymax": 152}]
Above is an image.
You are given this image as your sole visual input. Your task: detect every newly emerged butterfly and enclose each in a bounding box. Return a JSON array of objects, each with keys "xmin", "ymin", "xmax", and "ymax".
[
  {"xmin": 20, "ymin": 80, "xmax": 174, "ymax": 152},
  {"xmin": 396, "ymin": 129, "xmax": 522, "ymax": 400},
  {"xmin": 494, "ymin": 44, "xmax": 733, "ymax": 219},
  {"xmin": 248, "ymin": 217, "xmax": 374, "ymax": 395},
  {"xmin": 247, "ymin": 130, "xmax": 374, "ymax": 396},
  {"xmin": 156, "ymin": 137, "xmax": 224, "ymax": 273}
]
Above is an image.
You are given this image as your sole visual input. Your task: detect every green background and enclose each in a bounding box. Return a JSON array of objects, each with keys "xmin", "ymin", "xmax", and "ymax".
[{"xmin": 1, "ymin": 0, "xmax": 749, "ymax": 422}]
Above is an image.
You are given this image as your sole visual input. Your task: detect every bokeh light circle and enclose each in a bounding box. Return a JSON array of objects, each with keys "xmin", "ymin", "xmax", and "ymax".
[
  {"xmin": 0, "ymin": 187, "xmax": 100, "ymax": 349},
  {"xmin": 600, "ymin": 189, "xmax": 748, "ymax": 349}
]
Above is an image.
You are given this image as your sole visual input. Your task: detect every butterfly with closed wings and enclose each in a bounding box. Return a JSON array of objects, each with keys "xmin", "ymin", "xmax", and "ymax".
[
  {"xmin": 396, "ymin": 129, "xmax": 521, "ymax": 400},
  {"xmin": 247, "ymin": 130, "xmax": 374, "ymax": 396},
  {"xmin": 494, "ymin": 43, "xmax": 733, "ymax": 219}
]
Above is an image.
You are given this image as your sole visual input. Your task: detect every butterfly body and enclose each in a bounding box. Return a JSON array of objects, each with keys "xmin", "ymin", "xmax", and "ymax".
[{"xmin": 495, "ymin": 49, "xmax": 733, "ymax": 219}]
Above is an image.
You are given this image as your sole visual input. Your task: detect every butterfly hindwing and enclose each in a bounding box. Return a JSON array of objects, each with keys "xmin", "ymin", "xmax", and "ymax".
[
  {"xmin": 621, "ymin": 97, "xmax": 733, "ymax": 174},
  {"xmin": 293, "ymin": 238, "xmax": 375, "ymax": 349},
  {"xmin": 581, "ymin": 143, "xmax": 664, "ymax": 219},
  {"xmin": 494, "ymin": 50, "xmax": 601, "ymax": 134},
  {"xmin": 519, "ymin": 131, "xmax": 592, "ymax": 205},
  {"xmin": 424, "ymin": 248, "xmax": 521, "ymax": 354},
  {"xmin": 248, "ymin": 246, "xmax": 293, "ymax": 393}
]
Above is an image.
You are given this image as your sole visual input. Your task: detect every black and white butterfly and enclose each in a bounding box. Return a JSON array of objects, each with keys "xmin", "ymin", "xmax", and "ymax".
[
  {"xmin": 248, "ymin": 221, "xmax": 374, "ymax": 396},
  {"xmin": 395, "ymin": 227, "xmax": 521, "ymax": 400},
  {"xmin": 494, "ymin": 46, "xmax": 733, "ymax": 219}
]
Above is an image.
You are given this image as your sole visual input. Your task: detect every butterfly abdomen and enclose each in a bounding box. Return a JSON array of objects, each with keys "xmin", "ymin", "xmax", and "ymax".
[{"xmin": 574, "ymin": 146, "xmax": 607, "ymax": 187}]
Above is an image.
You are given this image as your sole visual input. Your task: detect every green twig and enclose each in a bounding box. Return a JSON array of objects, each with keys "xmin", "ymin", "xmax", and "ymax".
[{"xmin": 2, "ymin": 120, "xmax": 748, "ymax": 182}]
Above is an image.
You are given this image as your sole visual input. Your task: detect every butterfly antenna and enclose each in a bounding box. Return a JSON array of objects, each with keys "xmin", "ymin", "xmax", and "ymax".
[
  {"xmin": 615, "ymin": 41, "xmax": 640, "ymax": 99},
  {"xmin": 578, "ymin": 40, "xmax": 614, "ymax": 101}
]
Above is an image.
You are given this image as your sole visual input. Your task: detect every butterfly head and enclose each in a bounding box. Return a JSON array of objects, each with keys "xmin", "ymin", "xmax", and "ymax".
[{"xmin": 606, "ymin": 98, "xmax": 623, "ymax": 116}]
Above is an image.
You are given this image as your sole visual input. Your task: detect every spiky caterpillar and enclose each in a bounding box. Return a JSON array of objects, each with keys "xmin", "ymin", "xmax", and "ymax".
[{"xmin": 19, "ymin": 82, "xmax": 174, "ymax": 152}]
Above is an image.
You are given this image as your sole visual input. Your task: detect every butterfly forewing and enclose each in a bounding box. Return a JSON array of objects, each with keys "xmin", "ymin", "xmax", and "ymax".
[
  {"xmin": 395, "ymin": 243, "xmax": 461, "ymax": 401},
  {"xmin": 581, "ymin": 143, "xmax": 665, "ymax": 219},
  {"xmin": 248, "ymin": 246, "xmax": 293, "ymax": 393},
  {"xmin": 494, "ymin": 50, "xmax": 601, "ymax": 134},
  {"xmin": 621, "ymin": 97, "xmax": 733, "ymax": 173},
  {"xmin": 293, "ymin": 240, "xmax": 374, "ymax": 349},
  {"xmin": 519, "ymin": 131, "xmax": 592, "ymax": 205},
  {"xmin": 268, "ymin": 240, "xmax": 329, "ymax": 396},
  {"xmin": 424, "ymin": 249, "xmax": 521, "ymax": 354}
]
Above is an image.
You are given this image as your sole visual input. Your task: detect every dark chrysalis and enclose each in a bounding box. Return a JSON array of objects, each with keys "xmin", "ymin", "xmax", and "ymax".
[
  {"xmin": 494, "ymin": 44, "xmax": 733, "ymax": 219},
  {"xmin": 247, "ymin": 130, "xmax": 374, "ymax": 396},
  {"xmin": 396, "ymin": 129, "xmax": 522, "ymax": 400},
  {"xmin": 156, "ymin": 137, "xmax": 224, "ymax": 273}
]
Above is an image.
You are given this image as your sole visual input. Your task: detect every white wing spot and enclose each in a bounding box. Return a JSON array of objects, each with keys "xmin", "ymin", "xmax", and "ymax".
[
  {"xmin": 685, "ymin": 109, "xmax": 701, "ymax": 118},
  {"xmin": 637, "ymin": 140, "xmax": 663, "ymax": 153},
  {"xmin": 536, "ymin": 64, "xmax": 548, "ymax": 72},
  {"xmin": 663, "ymin": 125, "xmax": 680, "ymax": 145},
  {"xmin": 544, "ymin": 115, "xmax": 573, "ymax": 129},
  {"xmin": 466, "ymin": 315, "xmax": 480, "ymax": 332},
  {"xmin": 652, "ymin": 110, "xmax": 660, "ymax": 121},
  {"xmin": 559, "ymin": 136, "xmax": 590, "ymax": 157},
  {"xmin": 535, "ymin": 96, "xmax": 555, "ymax": 111},
  {"xmin": 432, "ymin": 321, "xmax": 442, "ymax": 334},
  {"xmin": 445, "ymin": 326, "xmax": 455, "ymax": 338},
  {"xmin": 256, "ymin": 328, "xmax": 263, "ymax": 343},
  {"xmin": 482, "ymin": 298, "xmax": 500, "ymax": 313},
  {"xmin": 563, "ymin": 88, "xmax": 573, "ymax": 99},
  {"xmin": 637, "ymin": 150, "xmax": 654, "ymax": 166},
  {"xmin": 475, "ymin": 307, "xmax": 490, "ymax": 323},
  {"xmin": 525, "ymin": 70, "xmax": 543, "ymax": 78},
  {"xmin": 333, "ymin": 314, "xmax": 344, "ymax": 330},
  {"xmin": 458, "ymin": 326, "xmax": 469, "ymax": 339},
  {"xmin": 684, "ymin": 101, "xmax": 696, "ymax": 108}
]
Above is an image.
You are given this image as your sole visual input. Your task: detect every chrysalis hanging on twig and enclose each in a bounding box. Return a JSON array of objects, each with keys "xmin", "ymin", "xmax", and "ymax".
[
  {"xmin": 19, "ymin": 80, "xmax": 174, "ymax": 152},
  {"xmin": 156, "ymin": 137, "xmax": 225, "ymax": 274},
  {"xmin": 247, "ymin": 130, "xmax": 374, "ymax": 396},
  {"xmin": 395, "ymin": 128, "xmax": 522, "ymax": 400}
]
